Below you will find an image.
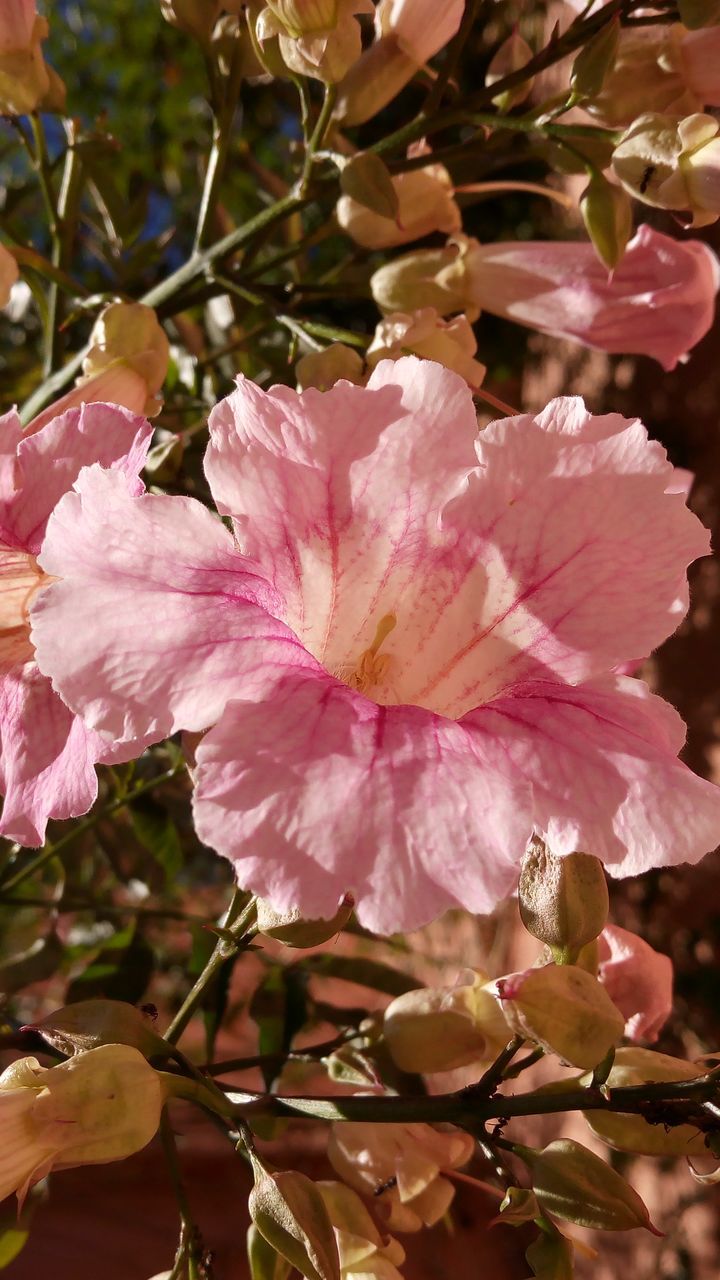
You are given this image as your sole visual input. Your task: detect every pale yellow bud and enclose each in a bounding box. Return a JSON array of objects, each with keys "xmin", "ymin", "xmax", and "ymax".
[
  {"xmin": 80, "ymin": 301, "xmax": 170, "ymax": 416},
  {"xmin": 0, "ymin": 1044, "xmax": 166, "ymax": 1205},
  {"xmin": 249, "ymin": 1160, "xmax": 341, "ymax": 1280},
  {"xmin": 367, "ymin": 308, "xmax": 485, "ymax": 388},
  {"xmin": 612, "ymin": 110, "xmax": 720, "ymax": 227},
  {"xmin": 256, "ymin": 0, "xmax": 371, "ymax": 82},
  {"xmin": 337, "ymin": 158, "xmax": 460, "ymax": 250},
  {"xmin": 518, "ymin": 839, "xmax": 609, "ymax": 962},
  {"xmin": 582, "ymin": 1048, "xmax": 708, "ymax": 1157},
  {"xmin": 0, "ymin": 13, "xmax": 57, "ymax": 116},
  {"xmin": 370, "ymin": 234, "xmax": 482, "ymax": 322},
  {"xmin": 383, "ymin": 970, "xmax": 509, "ymax": 1073},
  {"xmin": 522, "ymin": 1138, "xmax": 659, "ymax": 1233},
  {"xmin": 256, "ymin": 894, "xmax": 354, "ymax": 946},
  {"xmin": 496, "ymin": 963, "xmax": 624, "ymax": 1070},
  {"xmin": 296, "ymin": 345, "xmax": 365, "ymax": 391}
]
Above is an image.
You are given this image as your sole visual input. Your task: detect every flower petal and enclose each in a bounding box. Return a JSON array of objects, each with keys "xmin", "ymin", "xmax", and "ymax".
[
  {"xmin": 1, "ymin": 401, "xmax": 152, "ymax": 554},
  {"xmin": 0, "ymin": 664, "xmax": 101, "ymax": 845},
  {"xmin": 192, "ymin": 666, "xmax": 531, "ymax": 932},
  {"xmin": 193, "ymin": 667, "xmax": 720, "ymax": 933},
  {"xmin": 31, "ymin": 466, "xmax": 308, "ymax": 742},
  {"xmin": 464, "ymin": 675, "xmax": 720, "ymax": 879}
]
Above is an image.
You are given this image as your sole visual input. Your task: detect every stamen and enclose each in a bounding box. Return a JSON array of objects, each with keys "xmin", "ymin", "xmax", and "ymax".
[{"xmin": 335, "ymin": 613, "xmax": 397, "ymax": 695}]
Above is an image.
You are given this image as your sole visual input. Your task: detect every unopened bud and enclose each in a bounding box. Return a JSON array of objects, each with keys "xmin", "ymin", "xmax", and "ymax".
[
  {"xmin": 0, "ymin": 1044, "xmax": 166, "ymax": 1205},
  {"xmin": 496, "ymin": 963, "xmax": 624, "ymax": 1070},
  {"xmin": 338, "ymin": 152, "xmax": 459, "ymax": 250},
  {"xmin": 583, "ymin": 1047, "xmax": 707, "ymax": 1156},
  {"xmin": 486, "ymin": 30, "xmax": 534, "ymax": 111},
  {"xmin": 0, "ymin": 9, "xmax": 58, "ymax": 117},
  {"xmin": 383, "ymin": 971, "xmax": 509, "ymax": 1073},
  {"xmin": 256, "ymin": 895, "xmax": 354, "ymax": 947},
  {"xmin": 266, "ymin": 0, "xmax": 339, "ymax": 34},
  {"xmin": 160, "ymin": 0, "xmax": 222, "ymax": 44},
  {"xmin": 580, "ymin": 173, "xmax": 633, "ymax": 270},
  {"xmin": 80, "ymin": 301, "xmax": 170, "ymax": 416},
  {"xmin": 318, "ymin": 1181, "xmax": 405, "ymax": 1280},
  {"xmin": 521, "ymin": 1138, "xmax": 660, "ymax": 1233},
  {"xmin": 249, "ymin": 1161, "xmax": 341, "ymax": 1280},
  {"xmin": 370, "ymin": 234, "xmax": 481, "ymax": 321},
  {"xmin": 296, "ymin": 345, "xmax": 365, "ymax": 391},
  {"xmin": 518, "ymin": 839, "xmax": 609, "ymax": 962},
  {"xmin": 256, "ymin": 0, "xmax": 371, "ymax": 83},
  {"xmin": 28, "ymin": 998, "xmax": 170, "ymax": 1060},
  {"xmin": 613, "ymin": 111, "xmax": 720, "ymax": 228}
]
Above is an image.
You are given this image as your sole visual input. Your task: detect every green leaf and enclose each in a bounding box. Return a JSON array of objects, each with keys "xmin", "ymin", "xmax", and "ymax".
[
  {"xmin": 339, "ymin": 153, "xmax": 399, "ymax": 221},
  {"xmin": 526, "ymin": 1231, "xmax": 574, "ymax": 1279},
  {"xmin": 130, "ymin": 801, "xmax": 183, "ymax": 884},
  {"xmin": 66, "ymin": 922, "xmax": 154, "ymax": 1005}
]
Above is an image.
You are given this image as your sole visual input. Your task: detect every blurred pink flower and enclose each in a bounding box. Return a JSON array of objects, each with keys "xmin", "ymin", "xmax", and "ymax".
[
  {"xmin": 598, "ymin": 924, "xmax": 673, "ymax": 1043},
  {"xmin": 0, "ymin": 0, "xmax": 36, "ymax": 54},
  {"xmin": 0, "ymin": 403, "xmax": 151, "ymax": 845},
  {"xmin": 30, "ymin": 359, "xmax": 720, "ymax": 932},
  {"xmin": 0, "ymin": 243, "xmax": 18, "ymax": 309},
  {"xmin": 374, "ymin": 0, "xmax": 464, "ymax": 65}
]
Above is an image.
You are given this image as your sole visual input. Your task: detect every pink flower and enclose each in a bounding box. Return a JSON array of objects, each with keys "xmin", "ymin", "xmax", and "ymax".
[
  {"xmin": 468, "ymin": 225, "xmax": 719, "ymax": 370},
  {"xmin": 371, "ymin": 226, "xmax": 719, "ymax": 371},
  {"xmin": 0, "ymin": 0, "xmax": 36, "ymax": 55},
  {"xmin": 0, "ymin": 243, "xmax": 18, "ymax": 309},
  {"xmin": 30, "ymin": 360, "xmax": 720, "ymax": 932},
  {"xmin": 598, "ymin": 924, "xmax": 673, "ymax": 1043},
  {"xmin": 0, "ymin": 403, "xmax": 152, "ymax": 845},
  {"xmin": 374, "ymin": 0, "xmax": 464, "ymax": 65}
]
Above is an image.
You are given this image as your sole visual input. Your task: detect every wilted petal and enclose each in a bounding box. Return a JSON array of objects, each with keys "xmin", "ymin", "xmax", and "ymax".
[{"xmin": 31, "ymin": 466, "xmax": 308, "ymax": 743}]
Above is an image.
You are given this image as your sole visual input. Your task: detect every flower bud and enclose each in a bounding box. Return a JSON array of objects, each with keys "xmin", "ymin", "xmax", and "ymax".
[
  {"xmin": 518, "ymin": 839, "xmax": 609, "ymax": 962},
  {"xmin": 256, "ymin": 895, "xmax": 354, "ymax": 946},
  {"xmin": 370, "ymin": 234, "xmax": 482, "ymax": 321},
  {"xmin": 496, "ymin": 963, "xmax": 624, "ymax": 1070},
  {"xmin": 265, "ymin": 0, "xmax": 339, "ymax": 36},
  {"xmin": 249, "ymin": 1160, "xmax": 341, "ymax": 1280},
  {"xmin": 0, "ymin": 2, "xmax": 64, "ymax": 117},
  {"xmin": 296, "ymin": 345, "xmax": 365, "ymax": 392},
  {"xmin": 256, "ymin": 0, "xmax": 371, "ymax": 82},
  {"xmin": 0, "ymin": 242, "xmax": 18, "ymax": 308},
  {"xmin": 597, "ymin": 925, "xmax": 672, "ymax": 1043},
  {"xmin": 383, "ymin": 970, "xmax": 509, "ymax": 1073},
  {"xmin": 366, "ymin": 308, "xmax": 485, "ymax": 388},
  {"xmin": 525, "ymin": 1231, "xmax": 574, "ymax": 1280},
  {"xmin": 337, "ymin": 153, "xmax": 460, "ymax": 251},
  {"xmin": 486, "ymin": 30, "xmax": 534, "ymax": 111},
  {"xmin": 522, "ymin": 1138, "xmax": 659, "ymax": 1233},
  {"xmin": 0, "ymin": 1044, "xmax": 166, "ymax": 1205},
  {"xmin": 327, "ymin": 1121, "xmax": 473, "ymax": 1233},
  {"xmin": 613, "ymin": 111, "xmax": 720, "ymax": 227},
  {"xmin": 248, "ymin": 1223, "xmax": 293, "ymax": 1280},
  {"xmin": 28, "ymin": 998, "xmax": 170, "ymax": 1060},
  {"xmin": 318, "ymin": 1181, "xmax": 405, "ymax": 1280},
  {"xmin": 582, "ymin": 1047, "xmax": 707, "ymax": 1157},
  {"xmin": 160, "ymin": 0, "xmax": 222, "ymax": 45},
  {"xmin": 580, "ymin": 172, "xmax": 633, "ymax": 270},
  {"xmin": 79, "ymin": 301, "xmax": 170, "ymax": 416}
]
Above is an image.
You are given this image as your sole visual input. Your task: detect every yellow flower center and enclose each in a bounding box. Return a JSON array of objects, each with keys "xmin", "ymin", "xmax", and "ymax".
[{"xmin": 335, "ymin": 613, "xmax": 397, "ymax": 695}]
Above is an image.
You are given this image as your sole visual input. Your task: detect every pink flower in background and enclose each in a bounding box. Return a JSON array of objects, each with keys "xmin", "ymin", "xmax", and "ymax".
[
  {"xmin": 0, "ymin": 403, "xmax": 152, "ymax": 845},
  {"xmin": 30, "ymin": 359, "xmax": 720, "ymax": 932},
  {"xmin": 598, "ymin": 924, "xmax": 673, "ymax": 1043},
  {"xmin": 468, "ymin": 225, "xmax": 719, "ymax": 370},
  {"xmin": 374, "ymin": 0, "xmax": 465, "ymax": 65}
]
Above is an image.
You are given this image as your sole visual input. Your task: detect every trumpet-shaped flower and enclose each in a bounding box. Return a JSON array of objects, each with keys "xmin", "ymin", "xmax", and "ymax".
[
  {"xmin": 370, "ymin": 226, "xmax": 719, "ymax": 371},
  {"xmin": 30, "ymin": 359, "xmax": 720, "ymax": 932},
  {"xmin": 0, "ymin": 1044, "xmax": 165, "ymax": 1206},
  {"xmin": 0, "ymin": 402, "xmax": 152, "ymax": 845}
]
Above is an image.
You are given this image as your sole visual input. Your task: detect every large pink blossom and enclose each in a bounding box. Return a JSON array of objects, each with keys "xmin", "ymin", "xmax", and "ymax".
[
  {"xmin": 30, "ymin": 359, "xmax": 720, "ymax": 932},
  {"xmin": 598, "ymin": 924, "xmax": 673, "ymax": 1043},
  {"xmin": 0, "ymin": 403, "xmax": 152, "ymax": 845}
]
